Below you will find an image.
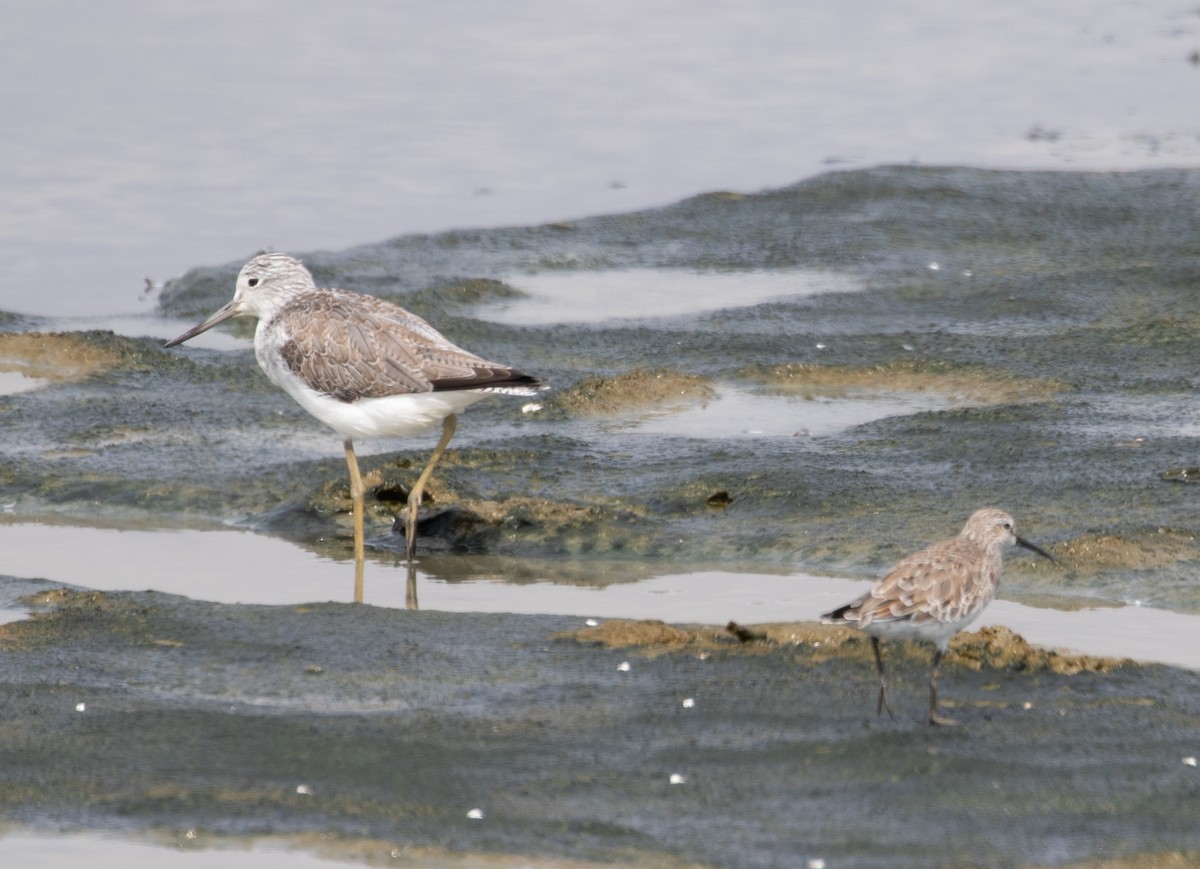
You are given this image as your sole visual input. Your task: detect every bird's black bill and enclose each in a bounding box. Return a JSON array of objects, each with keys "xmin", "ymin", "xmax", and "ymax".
[
  {"xmin": 1016, "ymin": 536, "xmax": 1056, "ymax": 563},
  {"xmin": 164, "ymin": 300, "xmax": 239, "ymax": 348}
]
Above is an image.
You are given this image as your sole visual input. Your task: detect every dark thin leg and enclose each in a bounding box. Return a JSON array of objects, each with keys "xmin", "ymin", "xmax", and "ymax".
[
  {"xmin": 404, "ymin": 414, "xmax": 457, "ymax": 563},
  {"xmin": 928, "ymin": 647, "xmax": 960, "ymax": 727},
  {"xmin": 872, "ymin": 637, "xmax": 896, "ymax": 721}
]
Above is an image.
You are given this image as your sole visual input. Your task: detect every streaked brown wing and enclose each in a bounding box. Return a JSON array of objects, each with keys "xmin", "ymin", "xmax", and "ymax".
[
  {"xmin": 856, "ymin": 537, "xmax": 991, "ymax": 627},
  {"xmin": 277, "ymin": 290, "xmax": 524, "ymax": 400}
]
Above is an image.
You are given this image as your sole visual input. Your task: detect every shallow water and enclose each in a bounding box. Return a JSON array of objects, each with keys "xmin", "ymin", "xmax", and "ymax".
[
  {"xmin": 488, "ymin": 268, "xmax": 865, "ymax": 325},
  {"xmin": 3, "ymin": 523, "xmax": 1199, "ymax": 670},
  {"xmin": 2, "ymin": 1, "xmax": 1198, "ymax": 318},
  {"xmin": 0, "ymin": 372, "xmax": 46, "ymax": 395},
  {"xmin": 0, "ymin": 831, "xmax": 648, "ymax": 869},
  {"xmin": 0, "ymin": 833, "xmax": 339, "ymax": 869},
  {"xmin": 620, "ymin": 386, "xmax": 955, "ymax": 439}
]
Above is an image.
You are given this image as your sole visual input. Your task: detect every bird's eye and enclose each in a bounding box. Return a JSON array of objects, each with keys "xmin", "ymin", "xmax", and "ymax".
[
  {"xmin": 247, "ymin": 278, "xmax": 260, "ymax": 288},
  {"xmin": 1002, "ymin": 522, "xmax": 1012, "ymax": 530}
]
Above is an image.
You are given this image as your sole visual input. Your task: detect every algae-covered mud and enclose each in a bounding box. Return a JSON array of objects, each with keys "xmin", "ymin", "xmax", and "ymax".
[
  {"xmin": 3, "ymin": 167, "xmax": 1200, "ymax": 866},
  {"xmin": 0, "ymin": 585, "xmax": 1197, "ymax": 869},
  {"xmin": 4, "ymin": 167, "xmax": 1200, "ymax": 607}
]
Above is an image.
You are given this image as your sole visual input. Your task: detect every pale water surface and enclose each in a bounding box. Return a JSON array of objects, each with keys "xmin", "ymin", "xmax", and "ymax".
[
  {"xmin": 621, "ymin": 387, "xmax": 955, "ymax": 439},
  {"xmin": 489, "ymin": 269, "xmax": 865, "ymax": 325},
  {"xmin": 1, "ymin": 0, "xmax": 1198, "ymax": 316},
  {"xmin": 3, "ymin": 523, "xmax": 1198, "ymax": 670},
  {"xmin": 0, "ymin": 834, "xmax": 341, "ymax": 869}
]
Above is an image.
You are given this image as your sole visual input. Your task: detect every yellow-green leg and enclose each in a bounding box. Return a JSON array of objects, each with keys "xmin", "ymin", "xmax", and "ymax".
[
  {"xmin": 343, "ymin": 439, "xmax": 366, "ymax": 563},
  {"xmin": 404, "ymin": 414, "xmax": 457, "ymax": 562},
  {"xmin": 344, "ymin": 439, "xmax": 366, "ymax": 603}
]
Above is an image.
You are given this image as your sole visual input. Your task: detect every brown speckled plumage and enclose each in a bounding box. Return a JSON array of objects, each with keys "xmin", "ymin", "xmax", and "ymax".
[
  {"xmin": 822, "ymin": 508, "xmax": 1054, "ymax": 726},
  {"xmin": 274, "ymin": 289, "xmax": 540, "ymax": 402}
]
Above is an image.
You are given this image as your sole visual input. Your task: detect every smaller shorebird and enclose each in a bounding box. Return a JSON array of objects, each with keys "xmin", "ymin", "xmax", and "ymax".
[
  {"xmin": 165, "ymin": 253, "xmax": 545, "ymax": 564},
  {"xmin": 821, "ymin": 508, "xmax": 1054, "ymax": 726}
]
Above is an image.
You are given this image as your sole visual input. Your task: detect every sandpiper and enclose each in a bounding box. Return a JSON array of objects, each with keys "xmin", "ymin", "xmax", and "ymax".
[
  {"xmin": 821, "ymin": 508, "xmax": 1054, "ymax": 726},
  {"xmin": 165, "ymin": 253, "xmax": 545, "ymax": 564}
]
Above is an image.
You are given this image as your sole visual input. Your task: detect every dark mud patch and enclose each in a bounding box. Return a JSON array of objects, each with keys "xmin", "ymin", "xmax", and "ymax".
[
  {"xmin": 1, "ymin": 585, "xmax": 1196, "ymax": 868},
  {"xmin": 276, "ymin": 451, "xmax": 654, "ymax": 560},
  {"xmin": 403, "ymin": 277, "xmax": 530, "ymax": 315},
  {"xmin": 1028, "ymin": 855, "xmax": 1200, "ymax": 869},
  {"xmin": 388, "ymin": 496, "xmax": 653, "ymax": 559},
  {"xmin": 1162, "ymin": 467, "xmax": 1200, "ymax": 483}
]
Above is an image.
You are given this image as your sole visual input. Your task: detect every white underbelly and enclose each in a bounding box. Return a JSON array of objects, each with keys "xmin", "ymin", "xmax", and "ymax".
[
  {"xmin": 286, "ymin": 385, "xmax": 488, "ymax": 440},
  {"xmin": 862, "ymin": 610, "xmax": 982, "ymax": 647}
]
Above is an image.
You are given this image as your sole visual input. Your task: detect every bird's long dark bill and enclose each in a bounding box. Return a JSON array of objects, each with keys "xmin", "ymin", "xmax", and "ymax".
[
  {"xmin": 1017, "ymin": 536, "xmax": 1056, "ymax": 562},
  {"xmin": 164, "ymin": 300, "xmax": 239, "ymax": 347}
]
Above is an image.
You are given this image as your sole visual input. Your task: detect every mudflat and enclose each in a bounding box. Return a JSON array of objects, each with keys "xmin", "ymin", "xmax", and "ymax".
[{"xmin": 0, "ymin": 582, "xmax": 1196, "ymax": 868}]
